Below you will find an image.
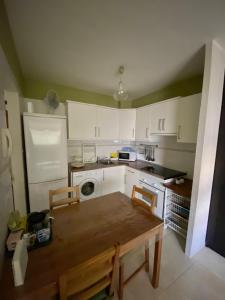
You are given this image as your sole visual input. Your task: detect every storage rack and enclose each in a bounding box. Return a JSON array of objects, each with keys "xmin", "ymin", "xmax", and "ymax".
[{"xmin": 165, "ymin": 190, "xmax": 190, "ymax": 239}]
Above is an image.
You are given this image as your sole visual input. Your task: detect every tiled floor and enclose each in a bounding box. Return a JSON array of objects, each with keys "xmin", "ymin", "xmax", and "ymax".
[{"xmin": 113, "ymin": 229, "xmax": 225, "ymax": 300}]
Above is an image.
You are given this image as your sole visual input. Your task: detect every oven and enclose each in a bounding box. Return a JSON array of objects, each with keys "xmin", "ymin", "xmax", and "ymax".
[{"xmin": 138, "ymin": 177, "xmax": 165, "ymax": 219}]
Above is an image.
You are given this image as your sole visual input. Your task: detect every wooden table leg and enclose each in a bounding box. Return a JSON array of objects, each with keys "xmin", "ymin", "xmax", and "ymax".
[{"xmin": 152, "ymin": 228, "xmax": 163, "ymax": 288}]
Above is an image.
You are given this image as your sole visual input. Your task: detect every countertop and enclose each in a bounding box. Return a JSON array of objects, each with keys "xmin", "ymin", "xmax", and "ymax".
[
  {"xmin": 69, "ymin": 160, "xmax": 187, "ymax": 180},
  {"xmin": 163, "ymin": 179, "xmax": 193, "ymax": 198}
]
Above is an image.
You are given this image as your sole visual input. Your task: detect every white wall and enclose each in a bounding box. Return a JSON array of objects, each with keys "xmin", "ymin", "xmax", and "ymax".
[
  {"xmin": 186, "ymin": 41, "xmax": 225, "ymax": 257},
  {"xmin": 68, "ymin": 140, "xmax": 133, "ymax": 162},
  {"xmin": 136, "ymin": 136, "xmax": 196, "ymax": 178},
  {"xmin": 24, "ymin": 98, "xmax": 66, "ymax": 115}
]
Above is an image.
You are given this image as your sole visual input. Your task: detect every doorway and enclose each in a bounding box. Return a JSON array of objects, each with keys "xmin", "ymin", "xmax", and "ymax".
[{"xmin": 206, "ymin": 74, "xmax": 225, "ymax": 257}]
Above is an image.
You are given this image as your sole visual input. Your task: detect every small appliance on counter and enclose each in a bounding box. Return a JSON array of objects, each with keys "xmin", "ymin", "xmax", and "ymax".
[
  {"xmin": 26, "ymin": 211, "xmax": 52, "ymax": 249},
  {"xmin": 118, "ymin": 150, "xmax": 137, "ymax": 161}
]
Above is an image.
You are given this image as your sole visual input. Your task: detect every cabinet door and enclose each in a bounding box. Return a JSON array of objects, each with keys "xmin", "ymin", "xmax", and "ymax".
[
  {"xmin": 125, "ymin": 168, "xmax": 139, "ymax": 197},
  {"xmin": 119, "ymin": 109, "xmax": 136, "ymax": 140},
  {"xmin": 67, "ymin": 102, "xmax": 97, "ymax": 140},
  {"xmin": 96, "ymin": 107, "xmax": 119, "ymax": 140},
  {"xmin": 136, "ymin": 106, "xmax": 151, "ymax": 140},
  {"xmin": 177, "ymin": 93, "xmax": 201, "ymax": 143},
  {"xmin": 162, "ymin": 98, "xmax": 179, "ymax": 134},
  {"xmin": 150, "ymin": 98, "xmax": 179, "ymax": 135},
  {"xmin": 150, "ymin": 103, "xmax": 163, "ymax": 134},
  {"xmin": 102, "ymin": 166, "xmax": 125, "ymax": 195}
]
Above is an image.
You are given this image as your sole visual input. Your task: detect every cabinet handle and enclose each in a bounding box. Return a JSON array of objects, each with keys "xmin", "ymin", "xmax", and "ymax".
[
  {"xmin": 127, "ymin": 169, "xmax": 134, "ymax": 174},
  {"xmin": 145, "ymin": 127, "xmax": 148, "ymax": 138},
  {"xmin": 98, "ymin": 127, "xmax": 100, "ymax": 137},
  {"xmin": 132, "ymin": 128, "xmax": 135, "ymax": 138},
  {"xmin": 162, "ymin": 119, "xmax": 165, "ymax": 131},
  {"xmin": 177, "ymin": 125, "xmax": 181, "ymax": 139},
  {"xmin": 158, "ymin": 119, "xmax": 161, "ymax": 131},
  {"xmin": 94, "ymin": 126, "xmax": 97, "ymax": 137}
]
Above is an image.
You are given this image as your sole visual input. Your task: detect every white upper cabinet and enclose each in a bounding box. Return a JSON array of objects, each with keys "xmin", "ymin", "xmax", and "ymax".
[
  {"xmin": 67, "ymin": 101, "xmax": 97, "ymax": 140},
  {"xmin": 96, "ymin": 106, "xmax": 119, "ymax": 140},
  {"xmin": 150, "ymin": 97, "xmax": 180, "ymax": 135},
  {"xmin": 177, "ymin": 93, "xmax": 201, "ymax": 143},
  {"xmin": 119, "ymin": 109, "xmax": 136, "ymax": 140},
  {"xmin": 135, "ymin": 106, "xmax": 151, "ymax": 140},
  {"xmin": 67, "ymin": 101, "xmax": 120, "ymax": 140}
]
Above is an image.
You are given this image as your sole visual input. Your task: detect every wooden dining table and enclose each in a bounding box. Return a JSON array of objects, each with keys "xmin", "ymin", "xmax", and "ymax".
[{"xmin": 0, "ymin": 192, "xmax": 164, "ymax": 300}]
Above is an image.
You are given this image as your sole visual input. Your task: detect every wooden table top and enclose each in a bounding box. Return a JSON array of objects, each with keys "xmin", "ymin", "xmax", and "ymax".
[{"xmin": 0, "ymin": 192, "xmax": 163, "ymax": 300}]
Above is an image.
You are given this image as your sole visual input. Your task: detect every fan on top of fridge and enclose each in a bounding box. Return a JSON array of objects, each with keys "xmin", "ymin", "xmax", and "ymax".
[{"xmin": 44, "ymin": 90, "xmax": 60, "ymax": 113}]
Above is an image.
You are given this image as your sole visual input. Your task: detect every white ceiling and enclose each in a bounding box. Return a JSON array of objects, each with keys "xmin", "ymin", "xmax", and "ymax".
[{"xmin": 5, "ymin": 0, "xmax": 225, "ymax": 100}]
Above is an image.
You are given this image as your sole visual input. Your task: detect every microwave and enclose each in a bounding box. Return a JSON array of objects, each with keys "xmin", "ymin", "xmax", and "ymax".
[{"xmin": 118, "ymin": 151, "xmax": 137, "ymax": 161}]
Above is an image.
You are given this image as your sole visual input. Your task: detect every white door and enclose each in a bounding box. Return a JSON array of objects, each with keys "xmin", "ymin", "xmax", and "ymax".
[
  {"xmin": 96, "ymin": 107, "xmax": 119, "ymax": 140},
  {"xmin": 177, "ymin": 93, "xmax": 201, "ymax": 143},
  {"xmin": 119, "ymin": 109, "xmax": 136, "ymax": 140},
  {"xmin": 23, "ymin": 114, "xmax": 68, "ymax": 183},
  {"xmin": 67, "ymin": 102, "xmax": 97, "ymax": 140},
  {"xmin": 135, "ymin": 106, "xmax": 151, "ymax": 140},
  {"xmin": 29, "ymin": 177, "xmax": 68, "ymax": 212},
  {"xmin": 125, "ymin": 168, "xmax": 139, "ymax": 197},
  {"xmin": 102, "ymin": 166, "xmax": 125, "ymax": 195}
]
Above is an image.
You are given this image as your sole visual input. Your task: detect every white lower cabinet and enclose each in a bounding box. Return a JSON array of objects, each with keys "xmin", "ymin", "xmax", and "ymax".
[
  {"xmin": 102, "ymin": 166, "xmax": 125, "ymax": 195},
  {"xmin": 124, "ymin": 167, "xmax": 139, "ymax": 197}
]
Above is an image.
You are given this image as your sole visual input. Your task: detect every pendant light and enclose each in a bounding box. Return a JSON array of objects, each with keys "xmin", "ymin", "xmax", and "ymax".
[{"xmin": 113, "ymin": 65, "xmax": 129, "ymax": 101}]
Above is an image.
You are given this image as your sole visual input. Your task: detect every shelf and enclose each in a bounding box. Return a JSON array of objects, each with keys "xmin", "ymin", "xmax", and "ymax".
[
  {"xmin": 166, "ymin": 219, "xmax": 187, "ymax": 239},
  {"xmin": 167, "ymin": 202, "xmax": 189, "ymax": 219},
  {"xmin": 165, "ymin": 189, "xmax": 190, "ymax": 240},
  {"xmin": 166, "ymin": 208, "xmax": 188, "ymax": 229}
]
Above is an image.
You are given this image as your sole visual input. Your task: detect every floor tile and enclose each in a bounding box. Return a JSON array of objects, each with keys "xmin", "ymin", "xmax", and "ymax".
[
  {"xmin": 149, "ymin": 231, "xmax": 193, "ymax": 290},
  {"xmin": 157, "ymin": 262, "xmax": 225, "ymax": 300},
  {"xmin": 193, "ymin": 246, "xmax": 225, "ymax": 282}
]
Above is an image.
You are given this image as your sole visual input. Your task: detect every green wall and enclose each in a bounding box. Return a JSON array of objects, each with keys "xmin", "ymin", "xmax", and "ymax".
[
  {"xmin": 23, "ymin": 75, "xmax": 202, "ymax": 109},
  {"xmin": 132, "ymin": 75, "xmax": 203, "ymax": 108},
  {"xmin": 0, "ymin": 0, "xmax": 23, "ymax": 90},
  {"xmin": 23, "ymin": 79, "xmax": 119, "ymax": 108}
]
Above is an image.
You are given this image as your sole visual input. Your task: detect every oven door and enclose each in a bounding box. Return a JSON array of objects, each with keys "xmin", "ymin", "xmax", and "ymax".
[
  {"xmin": 139, "ymin": 181, "xmax": 165, "ymax": 219},
  {"xmin": 79, "ymin": 178, "xmax": 100, "ymax": 201}
]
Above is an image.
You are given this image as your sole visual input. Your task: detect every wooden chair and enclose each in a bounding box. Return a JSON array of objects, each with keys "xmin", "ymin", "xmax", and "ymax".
[
  {"xmin": 49, "ymin": 186, "xmax": 80, "ymax": 210},
  {"xmin": 59, "ymin": 244, "xmax": 120, "ymax": 300},
  {"xmin": 118, "ymin": 185, "xmax": 156, "ymax": 300}
]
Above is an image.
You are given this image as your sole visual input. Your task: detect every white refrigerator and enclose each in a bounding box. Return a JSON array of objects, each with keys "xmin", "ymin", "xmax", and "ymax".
[{"xmin": 23, "ymin": 113, "xmax": 68, "ymax": 212}]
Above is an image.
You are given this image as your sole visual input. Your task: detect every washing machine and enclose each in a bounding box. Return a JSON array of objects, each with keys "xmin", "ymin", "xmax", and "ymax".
[{"xmin": 71, "ymin": 169, "xmax": 103, "ymax": 201}]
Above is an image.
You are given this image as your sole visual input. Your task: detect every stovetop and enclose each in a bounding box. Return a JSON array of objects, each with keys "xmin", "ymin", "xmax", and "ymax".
[{"xmin": 141, "ymin": 164, "xmax": 186, "ymax": 180}]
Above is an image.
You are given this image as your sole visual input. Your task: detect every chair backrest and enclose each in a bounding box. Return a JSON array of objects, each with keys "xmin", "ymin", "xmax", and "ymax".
[
  {"xmin": 59, "ymin": 244, "xmax": 120, "ymax": 300},
  {"xmin": 49, "ymin": 186, "xmax": 80, "ymax": 210},
  {"xmin": 131, "ymin": 185, "xmax": 156, "ymax": 214}
]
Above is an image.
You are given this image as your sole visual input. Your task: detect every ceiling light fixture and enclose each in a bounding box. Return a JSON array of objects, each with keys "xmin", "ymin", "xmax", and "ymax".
[{"xmin": 113, "ymin": 65, "xmax": 129, "ymax": 101}]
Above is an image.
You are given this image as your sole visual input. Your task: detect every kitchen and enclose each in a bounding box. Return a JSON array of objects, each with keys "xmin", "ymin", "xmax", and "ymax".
[{"xmin": 1, "ymin": 1, "xmax": 225, "ymax": 299}]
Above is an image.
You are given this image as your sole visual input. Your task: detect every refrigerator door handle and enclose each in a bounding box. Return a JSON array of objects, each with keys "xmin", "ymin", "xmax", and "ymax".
[{"xmin": 1, "ymin": 128, "xmax": 13, "ymax": 159}]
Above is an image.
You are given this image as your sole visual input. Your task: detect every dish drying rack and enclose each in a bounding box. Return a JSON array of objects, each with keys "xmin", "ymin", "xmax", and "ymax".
[{"xmin": 165, "ymin": 190, "xmax": 190, "ymax": 239}]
